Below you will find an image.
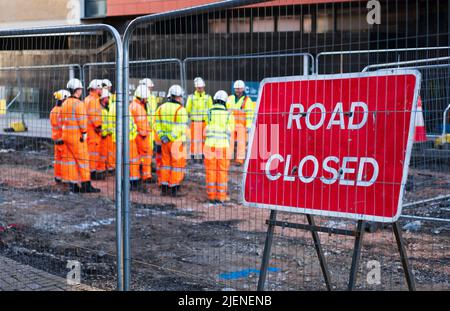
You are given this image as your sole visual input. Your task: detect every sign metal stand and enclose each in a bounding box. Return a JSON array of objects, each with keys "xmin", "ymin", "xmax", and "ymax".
[{"xmin": 257, "ymin": 211, "xmax": 416, "ymax": 291}]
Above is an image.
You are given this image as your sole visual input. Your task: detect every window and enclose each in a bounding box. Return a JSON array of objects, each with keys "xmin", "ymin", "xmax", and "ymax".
[
  {"xmin": 253, "ymin": 16, "xmax": 275, "ymax": 33},
  {"xmin": 229, "ymin": 18, "xmax": 251, "ymax": 33},
  {"xmin": 84, "ymin": 0, "xmax": 106, "ymax": 18},
  {"xmin": 208, "ymin": 18, "xmax": 227, "ymax": 34},
  {"xmin": 278, "ymin": 15, "xmax": 301, "ymax": 32},
  {"xmin": 317, "ymin": 13, "xmax": 333, "ymax": 33},
  {"xmin": 303, "ymin": 14, "xmax": 312, "ymax": 33}
]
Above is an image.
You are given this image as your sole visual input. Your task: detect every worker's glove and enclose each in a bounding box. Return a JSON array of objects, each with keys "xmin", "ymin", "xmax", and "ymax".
[
  {"xmin": 160, "ymin": 136, "xmax": 170, "ymax": 144},
  {"xmin": 54, "ymin": 139, "xmax": 64, "ymax": 145},
  {"xmin": 80, "ymin": 133, "xmax": 87, "ymax": 143},
  {"xmin": 139, "ymin": 134, "xmax": 147, "ymax": 139}
]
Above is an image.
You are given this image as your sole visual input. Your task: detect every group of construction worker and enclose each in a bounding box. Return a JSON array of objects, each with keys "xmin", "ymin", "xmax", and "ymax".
[{"xmin": 49, "ymin": 77, "xmax": 255, "ymax": 203}]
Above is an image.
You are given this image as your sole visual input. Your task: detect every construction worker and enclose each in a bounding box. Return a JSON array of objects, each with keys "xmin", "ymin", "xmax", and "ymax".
[
  {"xmin": 61, "ymin": 79, "xmax": 100, "ymax": 193},
  {"xmin": 155, "ymin": 85, "xmax": 188, "ymax": 197},
  {"xmin": 130, "ymin": 85, "xmax": 152, "ymax": 184},
  {"xmin": 102, "ymin": 79, "xmax": 116, "ymax": 174},
  {"xmin": 226, "ymin": 80, "xmax": 255, "ymax": 165},
  {"xmin": 139, "ymin": 78, "xmax": 158, "ymax": 181},
  {"xmin": 99, "ymin": 89, "xmax": 115, "ymax": 174},
  {"xmin": 204, "ymin": 90, "xmax": 235, "ymax": 204},
  {"xmin": 186, "ymin": 77, "xmax": 213, "ymax": 163},
  {"xmin": 109, "ymin": 92, "xmax": 140, "ymax": 191},
  {"xmin": 85, "ymin": 79, "xmax": 105, "ymax": 180},
  {"xmin": 50, "ymin": 89, "xmax": 70, "ymax": 184}
]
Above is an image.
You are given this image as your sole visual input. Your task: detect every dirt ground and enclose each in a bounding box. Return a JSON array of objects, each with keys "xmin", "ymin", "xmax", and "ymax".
[{"xmin": 0, "ymin": 136, "xmax": 449, "ymax": 291}]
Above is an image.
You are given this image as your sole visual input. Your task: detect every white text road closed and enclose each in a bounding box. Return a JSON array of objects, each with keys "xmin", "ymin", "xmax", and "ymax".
[{"xmin": 243, "ymin": 71, "xmax": 421, "ymax": 223}]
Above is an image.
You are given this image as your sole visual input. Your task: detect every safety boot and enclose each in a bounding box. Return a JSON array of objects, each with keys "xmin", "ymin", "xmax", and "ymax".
[
  {"xmin": 130, "ymin": 180, "xmax": 141, "ymax": 191},
  {"xmin": 161, "ymin": 185, "xmax": 169, "ymax": 196},
  {"xmin": 80, "ymin": 181, "xmax": 101, "ymax": 193},
  {"xmin": 69, "ymin": 183, "xmax": 81, "ymax": 193}
]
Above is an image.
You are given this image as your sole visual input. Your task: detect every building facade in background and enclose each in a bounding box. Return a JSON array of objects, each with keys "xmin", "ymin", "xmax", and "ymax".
[{"xmin": 0, "ymin": 0, "xmax": 81, "ymax": 29}]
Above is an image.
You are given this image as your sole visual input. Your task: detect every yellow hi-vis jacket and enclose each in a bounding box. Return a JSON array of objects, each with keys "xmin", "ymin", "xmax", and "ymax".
[
  {"xmin": 109, "ymin": 101, "xmax": 137, "ymax": 143},
  {"xmin": 155, "ymin": 100, "xmax": 188, "ymax": 142},
  {"xmin": 186, "ymin": 91, "xmax": 213, "ymax": 122},
  {"xmin": 226, "ymin": 94, "xmax": 255, "ymax": 129},
  {"xmin": 145, "ymin": 94, "xmax": 158, "ymax": 146},
  {"xmin": 101, "ymin": 104, "xmax": 111, "ymax": 138},
  {"xmin": 205, "ymin": 103, "xmax": 235, "ymax": 149}
]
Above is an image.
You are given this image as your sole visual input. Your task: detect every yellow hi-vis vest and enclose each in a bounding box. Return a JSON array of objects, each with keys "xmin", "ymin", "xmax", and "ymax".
[
  {"xmin": 205, "ymin": 103, "xmax": 235, "ymax": 148},
  {"xmin": 101, "ymin": 105, "xmax": 111, "ymax": 137},
  {"xmin": 110, "ymin": 101, "xmax": 137, "ymax": 143},
  {"xmin": 155, "ymin": 100, "xmax": 188, "ymax": 142},
  {"xmin": 186, "ymin": 91, "xmax": 213, "ymax": 122},
  {"xmin": 226, "ymin": 94, "xmax": 255, "ymax": 129}
]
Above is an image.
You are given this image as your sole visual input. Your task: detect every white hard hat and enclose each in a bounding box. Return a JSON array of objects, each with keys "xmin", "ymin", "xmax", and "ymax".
[
  {"xmin": 233, "ymin": 80, "xmax": 246, "ymax": 89},
  {"xmin": 194, "ymin": 77, "xmax": 206, "ymax": 88},
  {"xmin": 53, "ymin": 89, "xmax": 71, "ymax": 100},
  {"xmin": 134, "ymin": 85, "xmax": 149, "ymax": 99},
  {"xmin": 67, "ymin": 78, "xmax": 83, "ymax": 90},
  {"xmin": 139, "ymin": 78, "xmax": 154, "ymax": 88},
  {"xmin": 100, "ymin": 89, "xmax": 110, "ymax": 99},
  {"xmin": 213, "ymin": 90, "xmax": 228, "ymax": 103},
  {"xmin": 167, "ymin": 84, "xmax": 184, "ymax": 97},
  {"xmin": 102, "ymin": 79, "xmax": 112, "ymax": 88},
  {"xmin": 88, "ymin": 79, "xmax": 103, "ymax": 90}
]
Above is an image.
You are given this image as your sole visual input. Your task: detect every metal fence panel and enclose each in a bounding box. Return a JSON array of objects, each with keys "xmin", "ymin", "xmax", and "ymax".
[
  {"xmin": 0, "ymin": 25, "xmax": 124, "ymax": 291},
  {"xmin": 121, "ymin": 0, "xmax": 449, "ymax": 291}
]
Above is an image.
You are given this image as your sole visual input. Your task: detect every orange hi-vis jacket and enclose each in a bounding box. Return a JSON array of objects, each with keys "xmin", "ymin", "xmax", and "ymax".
[
  {"xmin": 50, "ymin": 106, "xmax": 63, "ymax": 141},
  {"xmin": 85, "ymin": 91, "xmax": 102, "ymax": 140},
  {"xmin": 130, "ymin": 98, "xmax": 151, "ymax": 137},
  {"xmin": 61, "ymin": 97, "xmax": 88, "ymax": 142}
]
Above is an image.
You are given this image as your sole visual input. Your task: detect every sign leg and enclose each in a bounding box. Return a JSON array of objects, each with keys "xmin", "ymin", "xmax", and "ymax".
[
  {"xmin": 393, "ymin": 221, "xmax": 416, "ymax": 291},
  {"xmin": 306, "ymin": 215, "xmax": 332, "ymax": 291},
  {"xmin": 257, "ymin": 210, "xmax": 277, "ymax": 291},
  {"xmin": 348, "ymin": 220, "xmax": 365, "ymax": 290}
]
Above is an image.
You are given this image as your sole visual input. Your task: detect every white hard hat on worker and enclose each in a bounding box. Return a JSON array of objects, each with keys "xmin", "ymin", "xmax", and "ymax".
[
  {"xmin": 194, "ymin": 77, "xmax": 206, "ymax": 88},
  {"xmin": 134, "ymin": 85, "xmax": 150, "ymax": 100},
  {"xmin": 139, "ymin": 78, "xmax": 155, "ymax": 88},
  {"xmin": 88, "ymin": 79, "xmax": 103, "ymax": 90},
  {"xmin": 213, "ymin": 90, "xmax": 228, "ymax": 104},
  {"xmin": 67, "ymin": 78, "xmax": 83, "ymax": 91}
]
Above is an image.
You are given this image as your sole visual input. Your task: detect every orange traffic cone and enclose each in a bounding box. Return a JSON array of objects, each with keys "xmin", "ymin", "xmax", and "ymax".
[{"xmin": 414, "ymin": 96, "xmax": 427, "ymax": 142}]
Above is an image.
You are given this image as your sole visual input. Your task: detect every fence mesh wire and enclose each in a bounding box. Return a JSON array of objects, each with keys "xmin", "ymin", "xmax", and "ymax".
[
  {"xmin": 0, "ymin": 31, "xmax": 118, "ymax": 290},
  {"xmin": 123, "ymin": 0, "xmax": 449, "ymax": 291},
  {"xmin": 0, "ymin": 0, "xmax": 448, "ymax": 291}
]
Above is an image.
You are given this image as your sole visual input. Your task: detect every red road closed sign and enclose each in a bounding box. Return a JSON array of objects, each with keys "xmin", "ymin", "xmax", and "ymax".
[{"xmin": 243, "ymin": 71, "xmax": 421, "ymax": 223}]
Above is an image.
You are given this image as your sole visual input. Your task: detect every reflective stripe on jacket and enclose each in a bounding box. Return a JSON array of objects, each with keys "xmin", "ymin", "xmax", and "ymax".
[
  {"xmin": 61, "ymin": 97, "xmax": 87, "ymax": 142},
  {"xmin": 130, "ymin": 98, "xmax": 150, "ymax": 137},
  {"xmin": 205, "ymin": 103, "xmax": 235, "ymax": 148},
  {"xmin": 186, "ymin": 91, "xmax": 213, "ymax": 122},
  {"xmin": 226, "ymin": 95, "xmax": 255, "ymax": 129},
  {"xmin": 155, "ymin": 100, "xmax": 188, "ymax": 142},
  {"xmin": 50, "ymin": 105, "xmax": 63, "ymax": 141}
]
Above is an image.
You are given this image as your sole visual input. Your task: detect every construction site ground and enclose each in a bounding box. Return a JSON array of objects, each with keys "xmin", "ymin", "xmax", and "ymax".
[{"xmin": 0, "ymin": 135, "xmax": 449, "ymax": 291}]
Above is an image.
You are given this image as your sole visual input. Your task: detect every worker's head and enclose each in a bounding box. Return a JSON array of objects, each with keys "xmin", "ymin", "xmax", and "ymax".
[
  {"xmin": 194, "ymin": 77, "xmax": 205, "ymax": 93},
  {"xmin": 53, "ymin": 89, "xmax": 71, "ymax": 106},
  {"xmin": 88, "ymin": 79, "xmax": 103, "ymax": 96},
  {"xmin": 213, "ymin": 90, "xmax": 228, "ymax": 106},
  {"xmin": 167, "ymin": 84, "xmax": 185, "ymax": 105},
  {"xmin": 233, "ymin": 80, "xmax": 246, "ymax": 97},
  {"xmin": 100, "ymin": 89, "xmax": 110, "ymax": 106},
  {"xmin": 66, "ymin": 79, "xmax": 84, "ymax": 98},
  {"xmin": 139, "ymin": 78, "xmax": 154, "ymax": 93},
  {"xmin": 134, "ymin": 85, "xmax": 149, "ymax": 104},
  {"xmin": 102, "ymin": 79, "xmax": 113, "ymax": 92}
]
